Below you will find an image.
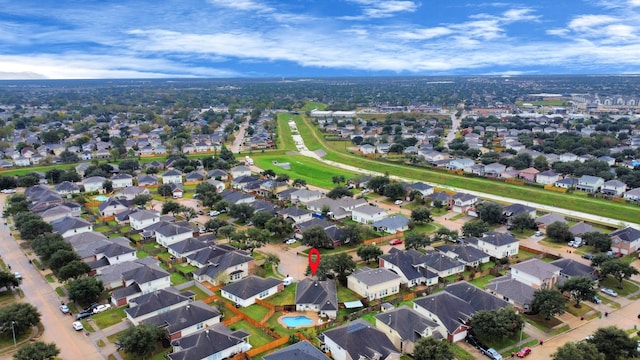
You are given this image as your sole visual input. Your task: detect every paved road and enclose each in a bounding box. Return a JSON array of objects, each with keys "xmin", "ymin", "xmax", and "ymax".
[
  {"xmin": 0, "ymin": 195, "xmax": 103, "ymax": 360},
  {"xmin": 229, "ymin": 118, "xmax": 249, "ymax": 154},
  {"xmin": 444, "ymin": 111, "xmax": 462, "ymax": 147}
]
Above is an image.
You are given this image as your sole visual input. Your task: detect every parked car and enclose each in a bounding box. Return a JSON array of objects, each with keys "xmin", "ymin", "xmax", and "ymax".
[
  {"xmin": 13, "ymin": 272, "xmax": 21, "ymax": 280},
  {"xmin": 93, "ymin": 304, "xmax": 112, "ymax": 314},
  {"xmin": 72, "ymin": 321, "xmax": 84, "ymax": 331},
  {"xmin": 285, "ymin": 238, "xmax": 297, "ymax": 245},
  {"xmin": 517, "ymin": 347, "xmax": 532, "ymax": 358},
  {"xmin": 484, "ymin": 348, "xmax": 503, "ymax": 360},
  {"xmin": 465, "ymin": 333, "xmax": 487, "ymax": 351},
  {"xmin": 76, "ymin": 311, "xmax": 92, "ymax": 320},
  {"xmin": 209, "ymin": 210, "xmax": 220, "ymax": 216},
  {"xmin": 568, "ymin": 241, "xmax": 575, "ymax": 247},
  {"xmin": 582, "ymin": 253, "xmax": 593, "ymax": 260},
  {"xmin": 389, "ymin": 239, "xmax": 403, "ymax": 245},
  {"xmin": 394, "ymin": 200, "xmax": 403, "ymax": 205},
  {"xmin": 600, "ymin": 288, "xmax": 618, "ymax": 297},
  {"xmin": 534, "ymin": 231, "xmax": 543, "ymax": 236},
  {"xmin": 591, "ymin": 295, "xmax": 602, "ymax": 304},
  {"xmin": 83, "ymin": 303, "xmax": 100, "ymax": 313},
  {"xmin": 59, "ymin": 304, "xmax": 69, "ymax": 314}
]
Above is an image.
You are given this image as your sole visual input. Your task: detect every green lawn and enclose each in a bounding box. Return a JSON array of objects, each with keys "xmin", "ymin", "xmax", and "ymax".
[
  {"xmin": 598, "ymin": 277, "xmax": 639, "ymax": 296},
  {"xmin": 136, "ymin": 250, "xmax": 151, "ymax": 259},
  {"xmin": 337, "ymin": 285, "xmax": 361, "ymax": 302},
  {"xmin": 231, "ymin": 319, "xmax": 275, "ymax": 347},
  {"xmin": 94, "ymin": 225, "xmax": 111, "ymax": 233},
  {"xmin": 565, "ymin": 302, "xmax": 590, "ymax": 317},
  {"xmin": 468, "ymin": 274, "xmax": 497, "ymax": 289},
  {"xmin": 244, "ymin": 304, "xmax": 270, "ymax": 321},
  {"xmin": 478, "ymin": 331, "xmax": 531, "ymax": 355},
  {"xmin": 265, "ymin": 285, "xmax": 296, "ymax": 305},
  {"xmin": 450, "ymin": 343, "xmax": 475, "ymax": 360},
  {"xmin": 170, "ymin": 272, "xmax": 188, "ymax": 285},
  {"xmin": 252, "ymin": 153, "xmax": 356, "ymax": 189},
  {"xmin": 91, "ymin": 307, "xmax": 127, "ymax": 329},
  {"xmin": 264, "ymin": 311, "xmax": 296, "ymax": 337},
  {"xmin": 175, "ymin": 263, "xmax": 198, "ymax": 273},
  {"xmin": 524, "ymin": 313, "xmax": 562, "ymax": 332},
  {"xmin": 182, "ymin": 285, "xmax": 210, "ymax": 301}
]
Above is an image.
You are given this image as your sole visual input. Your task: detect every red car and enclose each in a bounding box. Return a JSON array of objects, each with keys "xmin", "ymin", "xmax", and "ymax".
[
  {"xmin": 517, "ymin": 347, "xmax": 532, "ymax": 358},
  {"xmin": 390, "ymin": 239, "xmax": 403, "ymax": 245}
]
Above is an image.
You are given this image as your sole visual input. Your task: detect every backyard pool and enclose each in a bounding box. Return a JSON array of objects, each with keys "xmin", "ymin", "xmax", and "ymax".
[
  {"xmin": 281, "ymin": 315, "xmax": 313, "ymax": 327},
  {"xmin": 94, "ymin": 195, "xmax": 109, "ymax": 201}
]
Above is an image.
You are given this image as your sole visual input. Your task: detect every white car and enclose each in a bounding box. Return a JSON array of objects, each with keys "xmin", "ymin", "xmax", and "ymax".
[
  {"xmin": 209, "ymin": 210, "xmax": 220, "ymax": 216},
  {"xmin": 285, "ymin": 238, "xmax": 297, "ymax": 245},
  {"xmin": 0, "ymin": 189, "xmax": 16, "ymax": 194},
  {"xmin": 600, "ymin": 288, "xmax": 618, "ymax": 297},
  {"xmin": 13, "ymin": 272, "xmax": 22, "ymax": 280},
  {"xmin": 394, "ymin": 200, "xmax": 403, "ymax": 205},
  {"xmin": 72, "ymin": 321, "xmax": 84, "ymax": 331},
  {"xmin": 92, "ymin": 304, "xmax": 112, "ymax": 314}
]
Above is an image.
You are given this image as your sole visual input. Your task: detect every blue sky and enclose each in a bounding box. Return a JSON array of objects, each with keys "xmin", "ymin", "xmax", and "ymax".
[{"xmin": 1, "ymin": 0, "xmax": 640, "ymax": 79}]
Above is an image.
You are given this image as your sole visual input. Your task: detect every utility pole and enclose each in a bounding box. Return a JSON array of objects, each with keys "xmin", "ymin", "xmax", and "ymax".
[{"xmin": 11, "ymin": 321, "xmax": 16, "ymax": 348}]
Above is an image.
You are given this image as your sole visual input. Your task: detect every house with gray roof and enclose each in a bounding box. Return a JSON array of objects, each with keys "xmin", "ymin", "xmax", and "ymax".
[
  {"xmin": 451, "ymin": 192, "xmax": 478, "ymax": 214},
  {"xmin": 37, "ymin": 204, "xmax": 75, "ymax": 223},
  {"xmin": 83, "ymin": 176, "xmax": 107, "ymax": 192},
  {"xmin": 54, "ymin": 181, "xmax": 81, "ymax": 195},
  {"xmin": 379, "ymin": 248, "xmax": 439, "ymax": 288},
  {"xmin": 111, "ymin": 173, "xmax": 134, "ymax": 188},
  {"xmin": 141, "ymin": 301, "xmax": 221, "ymax": 340},
  {"xmin": 206, "ymin": 179, "xmax": 225, "ymax": 193},
  {"xmin": 207, "ymin": 169, "xmax": 228, "ymax": 179},
  {"xmin": 168, "ymin": 237, "xmax": 211, "ymax": 259},
  {"xmin": 576, "ymin": 175, "xmax": 605, "ymax": 193},
  {"xmin": 406, "ymin": 182, "xmax": 434, "ymax": 197},
  {"xmin": 322, "ymin": 320, "xmax": 401, "ymax": 360},
  {"xmin": 306, "ymin": 197, "xmax": 367, "ymax": 220},
  {"xmin": 536, "ymin": 170, "xmax": 560, "ymax": 185},
  {"xmin": 371, "ymin": 215, "xmax": 410, "ymax": 234},
  {"xmin": 168, "ymin": 324, "xmax": 250, "ymax": 360},
  {"xmin": 162, "ymin": 169, "xmax": 183, "ymax": 184},
  {"xmin": 116, "ymin": 186, "xmax": 149, "ymax": 200},
  {"xmin": 290, "ymin": 189, "xmax": 323, "ymax": 204},
  {"xmin": 221, "ymin": 276, "xmax": 283, "ymax": 307},
  {"xmin": 551, "ymin": 258, "xmax": 598, "ymax": 282},
  {"xmin": 277, "ymin": 206, "xmax": 313, "ymax": 224},
  {"xmin": 295, "ymin": 279, "xmax": 338, "ymax": 319},
  {"xmin": 66, "ymin": 231, "xmax": 111, "ymax": 261},
  {"xmin": 154, "ymin": 222, "xmax": 194, "ymax": 247},
  {"xmin": 421, "ymin": 251, "xmax": 466, "ymax": 278},
  {"xmin": 229, "ymin": 165, "xmax": 251, "ymax": 179},
  {"xmin": 485, "ymin": 277, "xmax": 535, "ymax": 311},
  {"xmin": 125, "ymin": 287, "xmax": 195, "ymax": 323},
  {"xmin": 466, "ymin": 231, "xmax": 519, "ymax": 259},
  {"xmin": 219, "ymin": 189, "xmax": 255, "ymax": 205},
  {"xmin": 623, "ymin": 187, "xmax": 640, "ymax": 201},
  {"xmin": 601, "ymin": 180, "xmax": 627, "ymax": 196},
  {"xmin": 569, "ymin": 221, "xmax": 602, "ymax": 243},
  {"xmin": 413, "ymin": 281, "xmax": 510, "ymax": 342},
  {"xmin": 91, "ymin": 241, "xmax": 136, "ymax": 269},
  {"xmin": 510, "ymin": 258, "xmax": 561, "ymax": 289},
  {"xmin": 351, "ymin": 204, "xmax": 388, "ymax": 224},
  {"xmin": 137, "ymin": 174, "xmax": 158, "ymax": 186},
  {"xmin": 98, "ymin": 197, "xmax": 132, "ymax": 217},
  {"xmin": 264, "ymin": 340, "xmax": 327, "ymax": 360},
  {"xmin": 610, "ymin": 226, "xmax": 640, "ymax": 255},
  {"xmin": 535, "ymin": 213, "xmax": 566, "ymax": 229},
  {"xmin": 111, "ymin": 261, "xmax": 171, "ymax": 306},
  {"xmin": 190, "ymin": 245, "xmax": 255, "ymax": 285},
  {"xmin": 437, "ymin": 244, "xmax": 490, "ymax": 267},
  {"xmin": 502, "ymin": 203, "xmax": 536, "ymax": 220},
  {"xmin": 348, "ymin": 267, "xmax": 401, "ymax": 300},
  {"xmin": 128, "ymin": 209, "xmax": 160, "ymax": 230},
  {"xmin": 374, "ymin": 305, "xmax": 441, "ymax": 355},
  {"xmin": 51, "ymin": 216, "xmax": 93, "ymax": 238}
]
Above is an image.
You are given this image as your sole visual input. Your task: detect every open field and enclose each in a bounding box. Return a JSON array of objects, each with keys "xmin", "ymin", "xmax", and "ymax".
[{"xmin": 292, "ymin": 113, "xmax": 640, "ymax": 224}]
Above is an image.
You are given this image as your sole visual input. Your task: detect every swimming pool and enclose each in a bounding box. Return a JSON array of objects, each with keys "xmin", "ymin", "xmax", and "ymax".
[
  {"xmin": 94, "ymin": 195, "xmax": 109, "ymax": 201},
  {"xmin": 281, "ymin": 315, "xmax": 313, "ymax": 327}
]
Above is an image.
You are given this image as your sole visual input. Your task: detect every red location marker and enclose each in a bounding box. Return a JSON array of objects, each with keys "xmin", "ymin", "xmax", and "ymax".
[{"xmin": 308, "ymin": 248, "xmax": 321, "ymax": 276}]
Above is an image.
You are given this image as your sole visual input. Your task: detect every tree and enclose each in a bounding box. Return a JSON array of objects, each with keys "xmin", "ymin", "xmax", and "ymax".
[
  {"xmin": 0, "ymin": 271, "xmax": 20, "ymax": 290},
  {"xmin": 591, "ymin": 253, "xmax": 613, "ymax": 269},
  {"xmin": 59, "ymin": 150, "xmax": 79, "ymax": 163},
  {"xmin": 357, "ymin": 244, "xmax": 383, "ymax": 263},
  {"xmin": 49, "ymin": 249, "xmax": 82, "ymax": 273},
  {"xmin": 509, "ymin": 213, "xmax": 536, "ymax": 231},
  {"xmin": 332, "ymin": 175, "xmax": 345, "ymax": 184},
  {"xmin": 19, "ymin": 219, "xmax": 52, "ymax": 240},
  {"xmin": 0, "ymin": 303, "xmax": 40, "ymax": 336},
  {"xmin": 582, "ymin": 232, "xmax": 611, "ymax": 253},
  {"xmin": 68, "ymin": 277, "xmax": 104, "ymax": 305},
  {"xmin": 476, "ymin": 202, "xmax": 504, "ymax": 225},
  {"xmin": 57, "ymin": 260, "xmax": 92, "ymax": 281},
  {"xmin": 341, "ymin": 223, "xmax": 364, "ymax": 245},
  {"xmin": 13, "ymin": 341, "xmax": 60, "ymax": 360},
  {"xmin": 559, "ymin": 276, "xmax": 596, "ymax": 308},
  {"xmin": 261, "ymin": 169, "xmax": 276, "ymax": 178},
  {"xmin": 329, "ymin": 253, "xmax": 356, "ymax": 285},
  {"xmin": 546, "ymin": 221, "xmax": 573, "ymax": 243},
  {"xmin": 157, "ymin": 184, "xmax": 172, "ymax": 197},
  {"xmin": 534, "ymin": 155, "xmax": 549, "ymax": 171},
  {"xmin": 292, "ymin": 178, "xmax": 307, "ymax": 188},
  {"xmin": 413, "ymin": 337, "xmax": 455, "ymax": 360},
  {"xmin": 262, "ymin": 253, "xmax": 280, "ymax": 271},
  {"xmin": 404, "ymin": 232, "xmax": 430, "ymax": 250},
  {"xmin": 246, "ymin": 227, "xmax": 271, "ymax": 246},
  {"xmin": 326, "ymin": 186, "xmax": 352, "ymax": 199},
  {"xmin": 552, "ymin": 342, "xmax": 604, "ymax": 360},
  {"xmin": 161, "ymin": 201, "xmax": 181, "ymax": 215},
  {"xmin": 301, "ymin": 226, "xmax": 332, "ymax": 249},
  {"xmin": 204, "ymin": 218, "xmax": 228, "ymax": 234},
  {"xmin": 367, "ymin": 176, "xmax": 390, "ymax": 194},
  {"xmin": 116, "ymin": 324, "xmax": 165, "ymax": 359},
  {"xmin": 103, "ymin": 180, "xmax": 113, "ymax": 193},
  {"xmin": 431, "ymin": 227, "xmax": 458, "ymax": 243},
  {"xmin": 218, "ymin": 225, "xmax": 235, "ymax": 240},
  {"xmin": 179, "ymin": 206, "xmax": 197, "ymax": 221},
  {"xmin": 599, "ymin": 259, "xmax": 639, "ymax": 289},
  {"xmin": 119, "ymin": 160, "xmax": 140, "ymax": 173},
  {"xmin": 411, "ymin": 207, "xmax": 433, "ymax": 223},
  {"xmin": 531, "ymin": 289, "xmax": 566, "ymax": 320},
  {"xmin": 383, "ymin": 183, "xmax": 406, "ymax": 200},
  {"xmin": 461, "ymin": 220, "xmax": 489, "ymax": 237},
  {"xmin": 251, "ymin": 211, "xmax": 273, "ymax": 229},
  {"xmin": 133, "ymin": 194, "xmax": 153, "ymax": 207},
  {"xmin": 589, "ymin": 326, "xmax": 638, "ymax": 360},
  {"xmin": 265, "ymin": 217, "xmax": 293, "ymax": 239},
  {"xmin": 275, "ymin": 174, "xmax": 290, "ymax": 183},
  {"xmin": 229, "ymin": 203, "xmax": 255, "ymax": 224},
  {"xmin": 471, "ymin": 308, "xmax": 523, "ymax": 340}
]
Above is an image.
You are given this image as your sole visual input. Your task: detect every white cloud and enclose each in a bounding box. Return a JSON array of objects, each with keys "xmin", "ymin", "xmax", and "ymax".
[
  {"xmin": 207, "ymin": 0, "xmax": 272, "ymax": 12},
  {"xmin": 390, "ymin": 27, "xmax": 453, "ymax": 40},
  {"xmin": 343, "ymin": 0, "xmax": 418, "ymax": 19},
  {"xmin": 568, "ymin": 14, "xmax": 618, "ymax": 30}
]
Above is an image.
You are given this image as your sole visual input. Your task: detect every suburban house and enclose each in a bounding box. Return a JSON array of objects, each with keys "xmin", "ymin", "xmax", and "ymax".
[
  {"xmin": 451, "ymin": 193, "xmax": 478, "ymax": 214},
  {"xmin": 129, "ymin": 210, "xmax": 161, "ymax": 230},
  {"xmin": 406, "ymin": 182, "xmax": 434, "ymax": 198},
  {"xmin": 111, "ymin": 173, "xmax": 134, "ymax": 188},
  {"xmin": 277, "ymin": 207, "xmax": 313, "ymax": 224},
  {"xmin": 536, "ymin": 170, "xmax": 560, "ymax": 185},
  {"xmin": 359, "ymin": 144, "xmax": 376, "ymax": 155},
  {"xmin": 219, "ymin": 189, "xmax": 255, "ymax": 205},
  {"xmin": 37, "ymin": 205, "xmax": 76, "ymax": 223},
  {"xmin": 263, "ymin": 341, "xmax": 327, "ymax": 360},
  {"xmin": 125, "ymin": 287, "xmax": 195, "ymax": 324},
  {"xmin": 229, "ymin": 165, "xmax": 251, "ymax": 179},
  {"xmin": 551, "ymin": 258, "xmax": 598, "ymax": 282},
  {"xmin": 295, "ymin": 279, "xmax": 338, "ymax": 319},
  {"xmin": 466, "ymin": 232, "xmax": 519, "ymax": 259},
  {"xmin": 290, "ymin": 189, "xmax": 323, "ymax": 204},
  {"xmin": 374, "ymin": 305, "xmax": 441, "ymax": 355},
  {"xmin": 351, "ymin": 205, "xmax": 388, "ymax": 224},
  {"xmin": 502, "ymin": 203, "xmax": 536, "ymax": 221},
  {"xmin": 609, "ymin": 226, "xmax": 640, "ymax": 255},
  {"xmin": 51, "ymin": 216, "xmax": 93, "ymax": 238},
  {"xmin": 305, "ymin": 197, "xmax": 367, "ymax": 220},
  {"xmin": 91, "ymin": 242, "xmax": 137, "ymax": 268},
  {"xmin": 420, "ymin": 251, "xmax": 466, "ymax": 278},
  {"xmin": 190, "ymin": 245, "xmax": 255, "ymax": 285},
  {"xmin": 154, "ymin": 222, "xmax": 194, "ymax": 247},
  {"xmin": 554, "ymin": 177, "xmax": 579, "ymax": 189},
  {"xmin": 321, "ymin": 320, "xmax": 401, "ymax": 360},
  {"xmin": 65, "ymin": 231, "xmax": 111, "ymax": 262},
  {"xmin": 83, "ymin": 176, "xmax": 107, "ymax": 192},
  {"xmin": 347, "ymin": 267, "xmax": 401, "ymax": 300},
  {"xmin": 601, "ymin": 180, "xmax": 627, "ymax": 196},
  {"xmin": 168, "ymin": 237, "xmax": 210, "ymax": 259},
  {"xmin": 436, "ymin": 244, "xmax": 490, "ymax": 268},
  {"xmin": 371, "ymin": 215, "xmax": 410, "ymax": 234},
  {"xmin": 510, "ymin": 258, "xmax": 561, "ymax": 289},
  {"xmin": 116, "ymin": 186, "xmax": 150, "ymax": 200},
  {"xmin": 485, "ymin": 277, "xmax": 535, "ymax": 311},
  {"xmin": 575, "ymin": 175, "xmax": 604, "ymax": 193},
  {"xmin": 448, "ymin": 158, "xmax": 474, "ymax": 171},
  {"xmin": 518, "ymin": 167, "xmax": 539, "ymax": 182},
  {"xmin": 535, "ymin": 214, "xmax": 567, "ymax": 230},
  {"xmin": 162, "ymin": 169, "xmax": 183, "ymax": 184},
  {"xmin": 206, "ymin": 179, "xmax": 226, "ymax": 193},
  {"xmin": 484, "ymin": 163, "xmax": 506, "ymax": 177},
  {"xmin": 168, "ymin": 324, "xmax": 250, "ymax": 360},
  {"xmin": 54, "ymin": 181, "xmax": 81, "ymax": 195},
  {"xmin": 98, "ymin": 198, "xmax": 131, "ymax": 217},
  {"xmin": 569, "ymin": 222, "xmax": 602, "ymax": 242},
  {"xmin": 137, "ymin": 174, "xmax": 159, "ymax": 186},
  {"xmin": 623, "ymin": 187, "xmax": 640, "ymax": 201},
  {"xmin": 221, "ymin": 276, "xmax": 283, "ymax": 307},
  {"xmin": 110, "ymin": 261, "xmax": 171, "ymax": 306},
  {"xmin": 379, "ymin": 248, "xmax": 439, "ymax": 287},
  {"xmin": 140, "ymin": 301, "xmax": 221, "ymax": 340},
  {"xmin": 413, "ymin": 282, "xmax": 510, "ymax": 342}
]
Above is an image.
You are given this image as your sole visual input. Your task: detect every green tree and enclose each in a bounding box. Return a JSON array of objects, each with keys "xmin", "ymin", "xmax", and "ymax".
[
  {"xmin": 546, "ymin": 221, "xmax": 573, "ymax": 243},
  {"xmin": 367, "ymin": 176, "xmax": 390, "ymax": 194},
  {"xmin": 531, "ymin": 289, "xmax": 566, "ymax": 320},
  {"xmin": 229, "ymin": 203, "xmax": 255, "ymax": 224},
  {"xmin": 0, "ymin": 271, "xmax": 20, "ymax": 290},
  {"xmin": 411, "ymin": 207, "xmax": 433, "ymax": 223},
  {"xmin": 341, "ymin": 223, "xmax": 364, "ymax": 246},
  {"xmin": 157, "ymin": 184, "xmax": 172, "ymax": 197},
  {"xmin": 326, "ymin": 186, "xmax": 352, "ymax": 199},
  {"xmin": 265, "ymin": 217, "xmax": 293, "ymax": 239},
  {"xmin": 0, "ymin": 303, "xmax": 40, "ymax": 336},
  {"xmin": 461, "ymin": 220, "xmax": 489, "ymax": 237},
  {"xmin": 599, "ymin": 259, "xmax": 639, "ymax": 289},
  {"xmin": 383, "ymin": 183, "xmax": 406, "ymax": 200},
  {"xmin": 19, "ymin": 219, "xmax": 53, "ymax": 240},
  {"xmin": 471, "ymin": 308, "xmax": 523, "ymax": 340},
  {"xmin": 133, "ymin": 194, "xmax": 153, "ymax": 207},
  {"xmin": 57, "ymin": 260, "xmax": 92, "ymax": 281},
  {"xmin": 552, "ymin": 342, "xmax": 604, "ymax": 360},
  {"xmin": 103, "ymin": 180, "xmax": 113, "ymax": 193},
  {"xmin": 509, "ymin": 213, "xmax": 536, "ymax": 231},
  {"xmin": 559, "ymin": 276, "xmax": 596, "ymax": 308},
  {"xmin": 250, "ymin": 211, "xmax": 273, "ymax": 229},
  {"xmin": 179, "ymin": 205, "xmax": 197, "ymax": 221},
  {"xmin": 262, "ymin": 253, "xmax": 280, "ymax": 271},
  {"xmin": 413, "ymin": 337, "xmax": 455, "ymax": 360},
  {"xmin": 204, "ymin": 218, "xmax": 229, "ymax": 234},
  {"xmin": 476, "ymin": 202, "xmax": 504, "ymax": 225},
  {"xmin": 404, "ymin": 232, "xmax": 430, "ymax": 250},
  {"xmin": 13, "ymin": 341, "xmax": 60, "ymax": 360},
  {"xmin": 68, "ymin": 277, "xmax": 104, "ymax": 305},
  {"xmin": 356, "ymin": 244, "xmax": 383, "ymax": 263},
  {"xmin": 218, "ymin": 225, "xmax": 235, "ymax": 240},
  {"xmin": 116, "ymin": 324, "xmax": 165, "ymax": 359},
  {"xmin": 246, "ymin": 227, "xmax": 271, "ymax": 246},
  {"xmin": 329, "ymin": 253, "xmax": 356, "ymax": 285},
  {"xmin": 301, "ymin": 226, "xmax": 332, "ymax": 249},
  {"xmin": 332, "ymin": 175, "xmax": 345, "ymax": 184},
  {"xmin": 591, "ymin": 253, "xmax": 613, "ymax": 269},
  {"xmin": 589, "ymin": 326, "xmax": 638, "ymax": 360},
  {"xmin": 582, "ymin": 232, "xmax": 611, "ymax": 253},
  {"xmin": 292, "ymin": 178, "xmax": 307, "ymax": 188},
  {"xmin": 49, "ymin": 250, "xmax": 81, "ymax": 273},
  {"xmin": 161, "ymin": 201, "xmax": 182, "ymax": 215}
]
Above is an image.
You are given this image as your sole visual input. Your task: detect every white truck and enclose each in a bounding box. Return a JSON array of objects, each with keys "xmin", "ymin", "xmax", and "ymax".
[{"xmin": 245, "ymin": 156, "xmax": 254, "ymax": 166}]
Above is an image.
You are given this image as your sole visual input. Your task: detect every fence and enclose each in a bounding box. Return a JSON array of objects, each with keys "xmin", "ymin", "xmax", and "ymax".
[
  {"xmin": 246, "ymin": 336, "xmax": 290, "ymax": 357},
  {"xmin": 363, "ymin": 232, "xmax": 403, "ymax": 246},
  {"xmin": 224, "ymin": 302, "xmax": 281, "ymax": 339}
]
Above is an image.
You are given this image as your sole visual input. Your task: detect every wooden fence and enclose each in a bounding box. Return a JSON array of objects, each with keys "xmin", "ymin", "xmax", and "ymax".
[
  {"xmin": 224, "ymin": 302, "xmax": 281, "ymax": 339},
  {"xmin": 246, "ymin": 336, "xmax": 290, "ymax": 357},
  {"xmin": 363, "ymin": 232, "xmax": 403, "ymax": 246}
]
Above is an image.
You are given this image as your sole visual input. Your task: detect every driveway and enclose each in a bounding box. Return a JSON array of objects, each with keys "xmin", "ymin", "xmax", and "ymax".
[{"xmin": 0, "ymin": 194, "xmax": 103, "ymax": 360}]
